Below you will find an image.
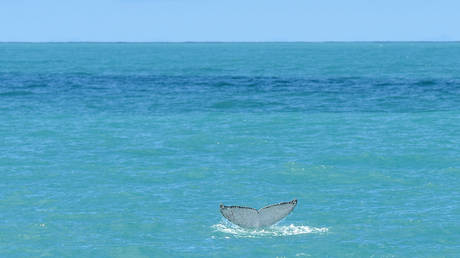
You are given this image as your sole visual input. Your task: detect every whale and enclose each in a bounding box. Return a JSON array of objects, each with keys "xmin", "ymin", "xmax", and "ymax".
[{"xmin": 219, "ymin": 199, "xmax": 297, "ymax": 229}]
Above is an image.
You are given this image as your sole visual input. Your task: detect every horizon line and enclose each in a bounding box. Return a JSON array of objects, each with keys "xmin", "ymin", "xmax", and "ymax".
[{"xmin": 1, "ymin": 40, "xmax": 460, "ymax": 44}]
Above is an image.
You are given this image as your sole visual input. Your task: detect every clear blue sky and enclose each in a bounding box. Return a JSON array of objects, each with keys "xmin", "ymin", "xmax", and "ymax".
[{"xmin": 1, "ymin": 0, "xmax": 459, "ymax": 42}]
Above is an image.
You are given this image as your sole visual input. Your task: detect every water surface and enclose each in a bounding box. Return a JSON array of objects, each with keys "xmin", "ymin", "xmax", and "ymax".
[{"xmin": 1, "ymin": 43, "xmax": 459, "ymax": 257}]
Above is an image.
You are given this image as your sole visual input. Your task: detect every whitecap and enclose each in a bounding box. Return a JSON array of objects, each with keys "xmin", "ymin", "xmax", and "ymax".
[{"xmin": 211, "ymin": 221, "xmax": 328, "ymax": 238}]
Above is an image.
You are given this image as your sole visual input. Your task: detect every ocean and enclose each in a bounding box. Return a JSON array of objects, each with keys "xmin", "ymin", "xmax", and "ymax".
[{"xmin": 1, "ymin": 42, "xmax": 459, "ymax": 257}]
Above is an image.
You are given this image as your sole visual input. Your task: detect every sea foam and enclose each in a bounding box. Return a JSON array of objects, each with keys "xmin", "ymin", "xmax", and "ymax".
[{"xmin": 211, "ymin": 221, "xmax": 328, "ymax": 238}]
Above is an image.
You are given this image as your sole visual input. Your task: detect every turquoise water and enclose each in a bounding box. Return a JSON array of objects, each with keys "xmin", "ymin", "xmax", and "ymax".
[{"xmin": 1, "ymin": 43, "xmax": 460, "ymax": 257}]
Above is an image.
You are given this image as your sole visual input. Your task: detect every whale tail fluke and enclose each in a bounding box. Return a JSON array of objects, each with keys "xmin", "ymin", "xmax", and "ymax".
[{"xmin": 219, "ymin": 199, "xmax": 297, "ymax": 229}]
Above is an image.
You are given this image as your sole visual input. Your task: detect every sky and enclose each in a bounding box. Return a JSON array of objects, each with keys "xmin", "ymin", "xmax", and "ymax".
[{"xmin": 1, "ymin": 0, "xmax": 459, "ymax": 42}]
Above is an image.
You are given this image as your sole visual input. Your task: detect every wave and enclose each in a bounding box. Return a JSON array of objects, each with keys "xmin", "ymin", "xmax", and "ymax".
[
  {"xmin": 0, "ymin": 91, "xmax": 33, "ymax": 97},
  {"xmin": 211, "ymin": 221, "xmax": 328, "ymax": 238}
]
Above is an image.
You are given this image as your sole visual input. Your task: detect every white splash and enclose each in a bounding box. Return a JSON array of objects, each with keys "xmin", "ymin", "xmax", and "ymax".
[{"xmin": 211, "ymin": 221, "xmax": 328, "ymax": 238}]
